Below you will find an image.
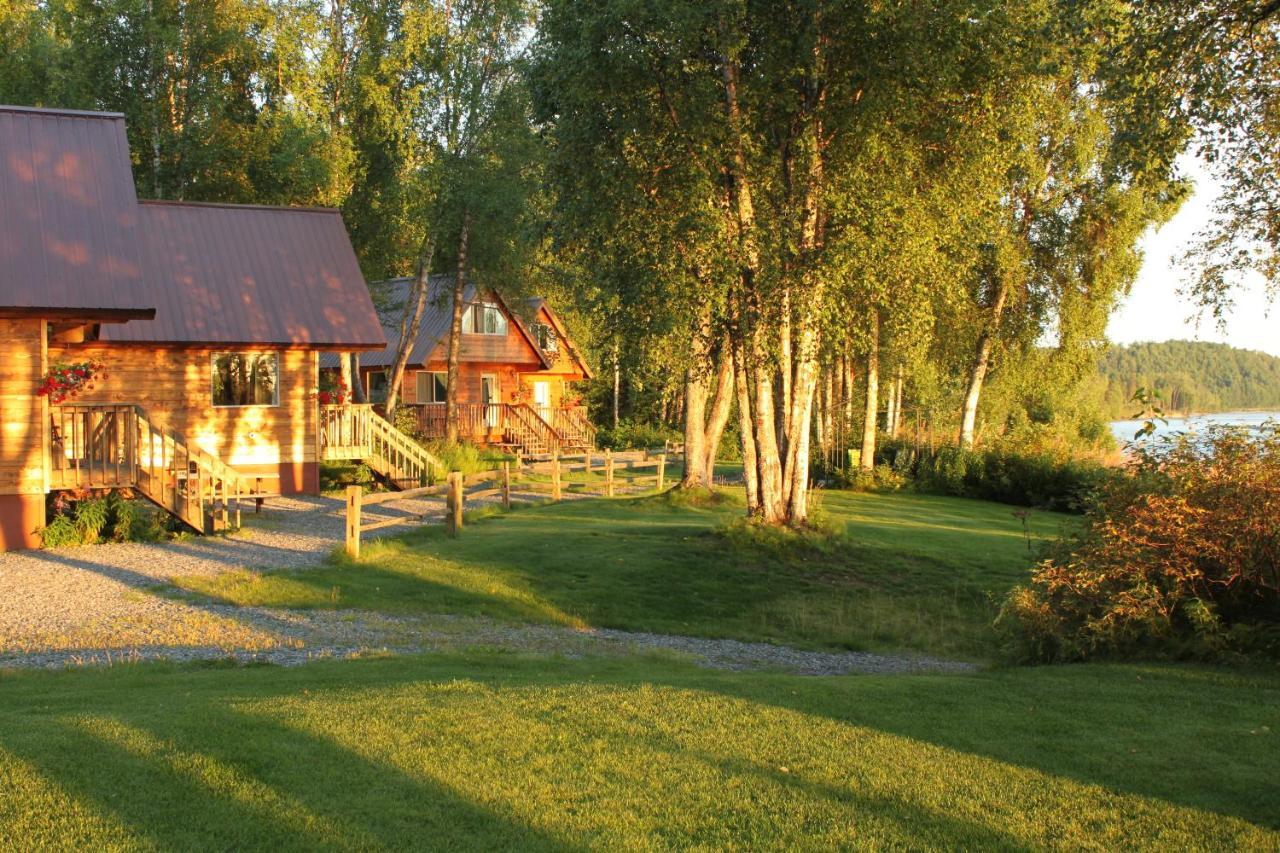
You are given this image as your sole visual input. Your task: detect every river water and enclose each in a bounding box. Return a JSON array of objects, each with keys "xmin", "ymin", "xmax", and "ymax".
[{"xmin": 1108, "ymin": 410, "xmax": 1280, "ymax": 445}]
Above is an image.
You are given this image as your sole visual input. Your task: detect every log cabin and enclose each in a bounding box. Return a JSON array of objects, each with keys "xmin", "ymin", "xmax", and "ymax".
[
  {"xmin": 0, "ymin": 104, "xmax": 435, "ymax": 550},
  {"xmin": 327, "ymin": 277, "xmax": 596, "ymax": 455}
]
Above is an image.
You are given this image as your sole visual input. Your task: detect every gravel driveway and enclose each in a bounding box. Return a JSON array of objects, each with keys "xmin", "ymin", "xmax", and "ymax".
[{"xmin": 0, "ymin": 493, "xmax": 973, "ymax": 677}]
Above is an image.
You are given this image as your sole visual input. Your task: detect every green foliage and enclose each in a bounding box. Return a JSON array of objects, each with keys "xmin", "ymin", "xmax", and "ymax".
[
  {"xmin": 997, "ymin": 424, "xmax": 1280, "ymax": 663},
  {"xmin": 392, "ymin": 405, "xmax": 420, "ymax": 439},
  {"xmin": 595, "ymin": 419, "xmax": 680, "ymax": 452},
  {"xmin": 422, "ymin": 440, "xmax": 510, "ymax": 476},
  {"xmin": 39, "ymin": 491, "xmax": 166, "ymax": 547},
  {"xmin": 1099, "ymin": 340, "xmax": 1280, "ymax": 416},
  {"xmin": 874, "ymin": 440, "xmax": 1116, "ymax": 513},
  {"xmin": 834, "ymin": 465, "xmax": 909, "ymax": 494},
  {"xmin": 319, "ymin": 462, "xmax": 376, "ymax": 493}
]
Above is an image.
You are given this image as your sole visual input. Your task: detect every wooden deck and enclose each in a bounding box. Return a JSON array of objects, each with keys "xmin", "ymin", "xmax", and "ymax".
[
  {"xmin": 47, "ymin": 404, "xmax": 272, "ymax": 533},
  {"xmin": 406, "ymin": 402, "xmax": 596, "ymax": 454}
]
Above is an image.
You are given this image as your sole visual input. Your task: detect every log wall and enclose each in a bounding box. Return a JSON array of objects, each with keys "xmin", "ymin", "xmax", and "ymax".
[
  {"xmin": 0, "ymin": 319, "xmax": 47, "ymax": 548},
  {"xmin": 49, "ymin": 344, "xmax": 320, "ymax": 493}
]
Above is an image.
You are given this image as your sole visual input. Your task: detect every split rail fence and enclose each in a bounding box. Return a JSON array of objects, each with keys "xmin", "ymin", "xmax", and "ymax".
[{"xmin": 344, "ymin": 450, "xmax": 672, "ymax": 557}]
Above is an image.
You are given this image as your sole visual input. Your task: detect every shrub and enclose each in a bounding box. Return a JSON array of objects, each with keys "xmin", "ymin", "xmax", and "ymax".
[
  {"xmin": 875, "ymin": 439, "xmax": 1115, "ymax": 512},
  {"xmin": 996, "ymin": 424, "xmax": 1280, "ymax": 662},
  {"xmin": 39, "ymin": 491, "xmax": 168, "ymax": 547},
  {"xmin": 422, "ymin": 440, "xmax": 511, "ymax": 476},
  {"xmin": 320, "ymin": 462, "xmax": 376, "ymax": 493},
  {"xmin": 596, "ymin": 419, "xmax": 680, "ymax": 451},
  {"xmin": 837, "ymin": 464, "xmax": 908, "ymax": 493}
]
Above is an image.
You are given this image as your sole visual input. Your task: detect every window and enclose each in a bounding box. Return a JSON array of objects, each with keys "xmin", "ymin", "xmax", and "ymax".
[
  {"xmin": 416, "ymin": 371, "xmax": 448, "ymax": 403},
  {"xmin": 532, "ymin": 322, "xmax": 558, "ymax": 353},
  {"xmin": 367, "ymin": 370, "xmax": 388, "ymax": 403},
  {"xmin": 211, "ymin": 353, "xmax": 279, "ymax": 407},
  {"xmin": 462, "ymin": 302, "xmax": 508, "ymax": 336}
]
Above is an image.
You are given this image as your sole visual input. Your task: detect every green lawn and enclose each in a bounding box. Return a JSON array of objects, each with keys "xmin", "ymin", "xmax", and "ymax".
[
  {"xmin": 178, "ymin": 489, "xmax": 1071, "ymax": 659},
  {"xmin": 0, "ymin": 653, "xmax": 1275, "ymax": 849}
]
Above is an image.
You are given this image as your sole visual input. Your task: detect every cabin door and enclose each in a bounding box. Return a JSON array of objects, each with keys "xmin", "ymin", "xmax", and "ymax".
[
  {"xmin": 533, "ymin": 380, "xmax": 551, "ymax": 421},
  {"xmin": 481, "ymin": 374, "xmax": 500, "ymax": 429}
]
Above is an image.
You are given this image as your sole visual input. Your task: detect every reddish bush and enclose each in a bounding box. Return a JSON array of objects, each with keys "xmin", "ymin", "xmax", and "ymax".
[{"xmin": 997, "ymin": 423, "xmax": 1280, "ymax": 662}]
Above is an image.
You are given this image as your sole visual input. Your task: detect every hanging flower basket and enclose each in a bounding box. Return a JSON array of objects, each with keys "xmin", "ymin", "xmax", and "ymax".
[{"xmin": 37, "ymin": 360, "xmax": 106, "ymax": 404}]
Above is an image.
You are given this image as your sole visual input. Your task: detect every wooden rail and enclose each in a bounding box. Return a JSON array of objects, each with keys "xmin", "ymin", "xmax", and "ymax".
[
  {"xmin": 342, "ymin": 453, "xmax": 668, "ymax": 557},
  {"xmin": 320, "ymin": 404, "xmax": 441, "ymax": 489},
  {"xmin": 406, "ymin": 401, "xmax": 588, "ymax": 456},
  {"xmin": 48, "ymin": 404, "xmax": 263, "ymax": 534}
]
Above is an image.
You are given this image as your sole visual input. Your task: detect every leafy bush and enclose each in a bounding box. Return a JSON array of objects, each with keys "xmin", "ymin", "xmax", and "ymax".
[
  {"xmin": 596, "ymin": 419, "xmax": 681, "ymax": 451},
  {"xmin": 874, "ymin": 439, "xmax": 1115, "ymax": 512},
  {"xmin": 320, "ymin": 462, "xmax": 376, "ymax": 493},
  {"xmin": 836, "ymin": 464, "xmax": 908, "ymax": 493},
  {"xmin": 393, "ymin": 405, "xmax": 420, "ymax": 439},
  {"xmin": 39, "ymin": 491, "xmax": 168, "ymax": 547},
  {"xmin": 423, "ymin": 440, "xmax": 511, "ymax": 476},
  {"xmin": 996, "ymin": 424, "xmax": 1280, "ymax": 662}
]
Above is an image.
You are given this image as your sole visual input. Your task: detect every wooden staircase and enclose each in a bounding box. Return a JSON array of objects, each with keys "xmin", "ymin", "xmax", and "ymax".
[
  {"xmin": 319, "ymin": 404, "xmax": 440, "ymax": 489},
  {"xmin": 49, "ymin": 404, "xmax": 255, "ymax": 534},
  {"xmin": 504, "ymin": 403, "xmax": 560, "ymax": 456},
  {"xmin": 549, "ymin": 406, "xmax": 596, "ymax": 452}
]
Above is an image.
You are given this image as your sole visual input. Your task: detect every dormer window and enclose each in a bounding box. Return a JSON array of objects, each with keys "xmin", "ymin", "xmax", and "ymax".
[
  {"xmin": 462, "ymin": 302, "xmax": 508, "ymax": 336},
  {"xmin": 532, "ymin": 322, "xmax": 558, "ymax": 353}
]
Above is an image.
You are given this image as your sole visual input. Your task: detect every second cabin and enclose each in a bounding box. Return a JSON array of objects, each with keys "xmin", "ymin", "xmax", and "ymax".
[{"xmin": 332, "ymin": 277, "xmax": 595, "ymax": 456}]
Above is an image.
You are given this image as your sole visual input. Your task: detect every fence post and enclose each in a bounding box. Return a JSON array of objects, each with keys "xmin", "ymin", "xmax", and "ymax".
[
  {"xmin": 345, "ymin": 485, "xmax": 362, "ymax": 558},
  {"xmin": 501, "ymin": 461, "xmax": 511, "ymax": 509},
  {"xmin": 551, "ymin": 453, "xmax": 562, "ymax": 501},
  {"xmin": 642, "ymin": 446, "xmax": 649, "ymax": 461},
  {"xmin": 584, "ymin": 450, "xmax": 592, "ymax": 474},
  {"xmin": 605, "ymin": 449, "xmax": 614, "ymax": 497},
  {"xmin": 657, "ymin": 454, "xmax": 666, "ymax": 492},
  {"xmin": 447, "ymin": 471, "xmax": 464, "ymax": 536}
]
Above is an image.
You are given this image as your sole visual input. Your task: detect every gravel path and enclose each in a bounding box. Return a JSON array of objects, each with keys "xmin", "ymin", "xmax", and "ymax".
[{"xmin": 0, "ymin": 492, "xmax": 974, "ymax": 677}]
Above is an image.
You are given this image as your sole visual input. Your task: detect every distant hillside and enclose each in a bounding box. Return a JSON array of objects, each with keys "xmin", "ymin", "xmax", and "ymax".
[{"xmin": 1100, "ymin": 340, "xmax": 1280, "ymax": 416}]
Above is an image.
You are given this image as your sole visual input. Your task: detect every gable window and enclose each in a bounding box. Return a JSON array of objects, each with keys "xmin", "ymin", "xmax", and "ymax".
[
  {"xmin": 416, "ymin": 371, "xmax": 448, "ymax": 403},
  {"xmin": 531, "ymin": 322, "xmax": 558, "ymax": 353},
  {"xmin": 462, "ymin": 302, "xmax": 508, "ymax": 336},
  {"xmin": 367, "ymin": 370, "xmax": 389, "ymax": 403},
  {"xmin": 212, "ymin": 353, "xmax": 279, "ymax": 407}
]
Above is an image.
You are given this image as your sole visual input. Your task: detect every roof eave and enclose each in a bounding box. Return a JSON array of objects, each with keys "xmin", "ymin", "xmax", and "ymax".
[{"xmin": 0, "ymin": 306, "xmax": 156, "ymax": 323}]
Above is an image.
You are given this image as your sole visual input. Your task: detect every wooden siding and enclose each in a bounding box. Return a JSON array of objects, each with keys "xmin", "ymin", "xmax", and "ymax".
[
  {"xmin": 48, "ymin": 344, "xmax": 319, "ymax": 472},
  {"xmin": 422, "ymin": 320, "xmax": 544, "ymax": 367},
  {"xmin": 531, "ymin": 304, "xmax": 588, "ymax": 380},
  {"xmin": 0, "ymin": 319, "xmax": 47, "ymax": 496}
]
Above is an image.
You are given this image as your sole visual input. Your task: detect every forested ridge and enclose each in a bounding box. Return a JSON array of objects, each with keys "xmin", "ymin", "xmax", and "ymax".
[{"xmin": 1100, "ymin": 341, "xmax": 1280, "ymax": 416}]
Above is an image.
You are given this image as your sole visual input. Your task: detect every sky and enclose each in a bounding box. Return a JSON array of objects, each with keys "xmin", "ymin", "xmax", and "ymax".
[{"xmin": 1107, "ymin": 157, "xmax": 1278, "ymax": 356}]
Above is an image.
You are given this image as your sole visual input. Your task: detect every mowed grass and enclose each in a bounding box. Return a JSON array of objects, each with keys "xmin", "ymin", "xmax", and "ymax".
[
  {"xmin": 0, "ymin": 653, "xmax": 1275, "ymax": 849},
  {"xmin": 176, "ymin": 489, "xmax": 1069, "ymax": 659}
]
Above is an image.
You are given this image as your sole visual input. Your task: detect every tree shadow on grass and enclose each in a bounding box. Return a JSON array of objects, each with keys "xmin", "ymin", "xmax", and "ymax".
[
  {"xmin": 0, "ymin": 654, "xmax": 1275, "ymax": 846},
  {"xmin": 680, "ymin": 662, "xmax": 1280, "ymax": 833},
  {"xmin": 0, "ymin": 663, "xmax": 571, "ymax": 851}
]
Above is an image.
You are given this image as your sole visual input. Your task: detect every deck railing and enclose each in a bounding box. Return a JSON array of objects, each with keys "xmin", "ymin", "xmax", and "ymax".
[
  {"xmin": 319, "ymin": 404, "xmax": 441, "ymax": 488},
  {"xmin": 407, "ymin": 402, "xmax": 588, "ymax": 454},
  {"xmin": 48, "ymin": 404, "xmax": 254, "ymax": 533},
  {"xmin": 551, "ymin": 406, "xmax": 596, "ymax": 449},
  {"xmin": 411, "ymin": 403, "xmax": 505, "ymax": 441},
  {"xmin": 48, "ymin": 404, "xmax": 136, "ymax": 490}
]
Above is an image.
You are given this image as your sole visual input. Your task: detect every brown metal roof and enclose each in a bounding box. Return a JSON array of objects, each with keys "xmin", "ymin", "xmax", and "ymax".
[
  {"xmin": 101, "ymin": 200, "xmax": 386, "ymax": 349},
  {"xmin": 0, "ymin": 105, "xmax": 154, "ymax": 318}
]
